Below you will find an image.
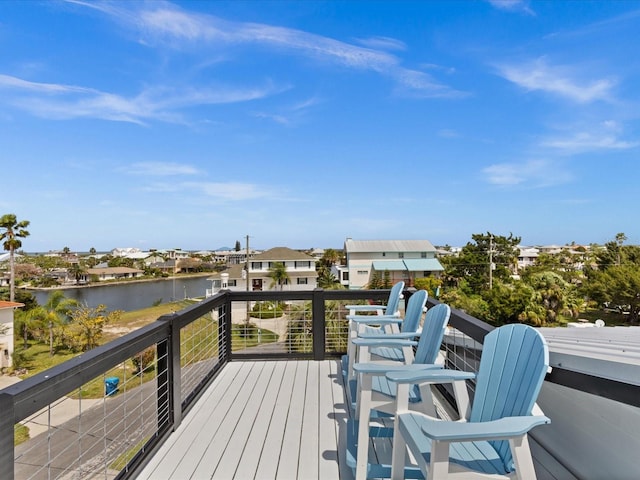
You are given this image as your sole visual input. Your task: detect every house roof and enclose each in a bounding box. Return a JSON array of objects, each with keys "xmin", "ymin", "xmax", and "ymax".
[
  {"xmin": 0, "ymin": 301, "xmax": 24, "ymax": 309},
  {"xmin": 252, "ymin": 247, "xmax": 315, "ymax": 261},
  {"xmin": 87, "ymin": 267, "xmax": 144, "ymax": 274},
  {"xmin": 345, "ymin": 239, "xmax": 436, "ymax": 253}
]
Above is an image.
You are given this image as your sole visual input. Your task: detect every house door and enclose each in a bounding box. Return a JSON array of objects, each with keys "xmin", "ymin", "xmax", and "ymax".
[{"xmin": 252, "ymin": 279, "xmax": 263, "ymax": 291}]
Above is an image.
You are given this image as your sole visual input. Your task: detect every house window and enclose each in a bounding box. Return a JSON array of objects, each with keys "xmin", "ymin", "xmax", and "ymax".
[
  {"xmin": 343, "ymin": 272, "xmax": 349, "ymax": 281},
  {"xmin": 251, "ymin": 262, "xmax": 262, "ymax": 269},
  {"xmin": 297, "ymin": 278, "xmax": 308, "ymax": 285},
  {"xmin": 399, "ymin": 252, "xmax": 404, "ymax": 258},
  {"xmin": 357, "ymin": 270, "xmax": 368, "ymax": 275},
  {"xmin": 382, "ymin": 252, "xmax": 386, "ymax": 257},
  {"xmin": 421, "ymin": 252, "xmax": 427, "ymax": 258},
  {"xmin": 229, "ymin": 280, "xmax": 237, "ymax": 287},
  {"xmin": 295, "ymin": 261, "xmax": 310, "ymax": 268}
]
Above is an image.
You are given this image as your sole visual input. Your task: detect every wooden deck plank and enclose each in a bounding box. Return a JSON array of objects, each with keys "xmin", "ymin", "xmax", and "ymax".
[
  {"xmin": 254, "ymin": 361, "xmax": 299, "ymax": 479},
  {"xmin": 276, "ymin": 361, "xmax": 309, "ymax": 479},
  {"xmin": 320, "ymin": 360, "xmax": 345, "ymax": 480},
  {"xmin": 188, "ymin": 362, "xmax": 268, "ymax": 478},
  {"xmin": 211, "ymin": 361, "xmax": 278, "ymax": 478},
  {"xmin": 136, "ymin": 362, "xmax": 244, "ymax": 479},
  {"xmin": 232, "ymin": 361, "xmax": 287, "ymax": 480},
  {"xmin": 298, "ymin": 361, "xmax": 320, "ymax": 479}
]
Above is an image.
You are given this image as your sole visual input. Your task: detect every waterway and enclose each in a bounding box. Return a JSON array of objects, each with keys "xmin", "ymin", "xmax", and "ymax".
[{"xmin": 28, "ymin": 276, "xmax": 213, "ymax": 312}]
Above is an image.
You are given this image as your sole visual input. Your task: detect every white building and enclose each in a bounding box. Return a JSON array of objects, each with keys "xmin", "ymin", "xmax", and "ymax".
[
  {"xmin": 343, "ymin": 238, "xmax": 444, "ymax": 289},
  {"xmin": 0, "ymin": 301, "xmax": 23, "ymax": 369},
  {"xmin": 207, "ymin": 247, "xmax": 318, "ymax": 296}
]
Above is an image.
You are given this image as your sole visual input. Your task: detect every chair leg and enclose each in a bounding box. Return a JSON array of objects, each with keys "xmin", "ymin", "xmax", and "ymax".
[
  {"xmin": 355, "ymin": 374, "xmax": 373, "ymax": 480},
  {"xmin": 391, "ymin": 385, "xmax": 410, "ymax": 480},
  {"xmin": 428, "ymin": 440, "xmax": 450, "ymax": 480},
  {"xmin": 510, "ymin": 434, "xmax": 537, "ymax": 480}
]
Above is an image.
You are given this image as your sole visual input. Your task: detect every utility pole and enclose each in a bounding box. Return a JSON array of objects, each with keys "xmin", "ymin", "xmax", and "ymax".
[{"xmin": 489, "ymin": 234, "xmax": 495, "ymax": 290}]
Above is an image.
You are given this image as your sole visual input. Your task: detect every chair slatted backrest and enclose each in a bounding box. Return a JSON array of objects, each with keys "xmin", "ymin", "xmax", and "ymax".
[
  {"xmin": 470, "ymin": 324, "xmax": 549, "ymax": 472},
  {"xmin": 383, "ymin": 281, "xmax": 405, "ymax": 316},
  {"xmin": 414, "ymin": 303, "xmax": 451, "ymax": 365},
  {"xmin": 400, "ymin": 289, "xmax": 427, "ymax": 333}
]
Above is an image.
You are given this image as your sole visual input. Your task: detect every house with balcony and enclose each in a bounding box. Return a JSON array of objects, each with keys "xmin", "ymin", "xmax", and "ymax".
[
  {"xmin": 0, "ymin": 300, "xmax": 23, "ymax": 369},
  {"xmin": 206, "ymin": 246, "xmax": 318, "ymax": 296},
  {"xmin": 343, "ymin": 238, "xmax": 444, "ymax": 289}
]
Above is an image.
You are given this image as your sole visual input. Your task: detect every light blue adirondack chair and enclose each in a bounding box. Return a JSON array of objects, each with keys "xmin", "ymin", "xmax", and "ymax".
[
  {"xmin": 346, "ymin": 281, "xmax": 405, "ymax": 317},
  {"xmin": 388, "ymin": 323, "xmax": 550, "ymax": 480},
  {"xmin": 343, "ymin": 288, "xmax": 426, "ymax": 387},
  {"xmin": 347, "ymin": 303, "xmax": 451, "ymax": 480}
]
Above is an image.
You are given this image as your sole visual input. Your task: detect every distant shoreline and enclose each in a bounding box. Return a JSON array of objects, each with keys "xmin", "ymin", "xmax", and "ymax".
[{"xmin": 23, "ymin": 272, "xmax": 213, "ymax": 291}]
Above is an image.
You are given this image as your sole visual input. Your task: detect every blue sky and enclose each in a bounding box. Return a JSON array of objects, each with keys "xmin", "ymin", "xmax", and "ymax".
[{"xmin": 1, "ymin": 1, "xmax": 639, "ymax": 252}]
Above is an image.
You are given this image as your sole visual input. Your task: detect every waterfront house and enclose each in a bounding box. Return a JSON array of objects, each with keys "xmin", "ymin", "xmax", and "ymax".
[
  {"xmin": 206, "ymin": 246, "xmax": 318, "ymax": 296},
  {"xmin": 343, "ymin": 238, "xmax": 444, "ymax": 289},
  {"xmin": 0, "ymin": 301, "xmax": 22, "ymax": 369},
  {"xmin": 86, "ymin": 266, "xmax": 144, "ymax": 282}
]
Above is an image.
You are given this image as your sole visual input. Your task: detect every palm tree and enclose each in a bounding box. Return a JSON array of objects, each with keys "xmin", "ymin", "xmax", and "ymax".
[
  {"xmin": 268, "ymin": 262, "xmax": 290, "ymax": 290},
  {"xmin": 0, "ymin": 214, "xmax": 30, "ymax": 302},
  {"xmin": 28, "ymin": 291, "xmax": 79, "ymax": 355}
]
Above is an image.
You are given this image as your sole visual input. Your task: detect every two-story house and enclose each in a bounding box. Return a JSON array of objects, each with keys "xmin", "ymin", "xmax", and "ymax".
[
  {"xmin": 343, "ymin": 238, "xmax": 444, "ymax": 289},
  {"xmin": 0, "ymin": 300, "xmax": 23, "ymax": 369},
  {"xmin": 207, "ymin": 247, "xmax": 318, "ymax": 295}
]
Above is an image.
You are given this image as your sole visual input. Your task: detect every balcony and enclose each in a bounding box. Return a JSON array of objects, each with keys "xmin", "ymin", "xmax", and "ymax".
[{"xmin": 1, "ymin": 289, "xmax": 639, "ymax": 479}]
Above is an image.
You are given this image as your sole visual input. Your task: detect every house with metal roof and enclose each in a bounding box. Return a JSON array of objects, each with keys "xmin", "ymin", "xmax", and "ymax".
[{"xmin": 343, "ymin": 238, "xmax": 444, "ymax": 289}]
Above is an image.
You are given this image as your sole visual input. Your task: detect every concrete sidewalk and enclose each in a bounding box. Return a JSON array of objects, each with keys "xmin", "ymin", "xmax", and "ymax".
[{"xmin": 1, "ymin": 374, "xmax": 102, "ymax": 437}]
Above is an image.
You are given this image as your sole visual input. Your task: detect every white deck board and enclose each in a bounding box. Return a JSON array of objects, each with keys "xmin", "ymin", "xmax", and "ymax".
[{"xmin": 137, "ymin": 360, "xmax": 350, "ymax": 480}]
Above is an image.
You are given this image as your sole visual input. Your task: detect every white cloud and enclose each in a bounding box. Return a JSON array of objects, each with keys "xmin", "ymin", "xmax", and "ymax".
[
  {"xmin": 487, "ymin": 0, "xmax": 535, "ymax": 16},
  {"xmin": 71, "ymin": 1, "xmax": 463, "ymax": 99},
  {"xmin": 483, "ymin": 159, "xmax": 572, "ymax": 187},
  {"xmin": 184, "ymin": 182, "xmax": 274, "ymax": 201},
  {"xmin": 497, "ymin": 57, "xmax": 615, "ymax": 103},
  {"xmin": 122, "ymin": 162, "xmax": 201, "ymax": 176},
  {"xmin": 0, "ymin": 74, "xmax": 282, "ymax": 124},
  {"xmin": 541, "ymin": 121, "xmax": 639, "ymax": 153},
  {"xmin": 354, "ymin": 36, "xmax": 407, "ymax": 52}
]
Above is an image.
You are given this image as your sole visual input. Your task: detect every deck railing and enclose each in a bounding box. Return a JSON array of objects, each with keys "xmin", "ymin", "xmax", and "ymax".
[{"xmin": 1, "ymin": 288, "xmax": 639, "ymax": 479}]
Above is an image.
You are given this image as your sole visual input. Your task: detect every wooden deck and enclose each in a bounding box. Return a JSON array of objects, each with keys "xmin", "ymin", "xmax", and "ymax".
[{"xmin": 137, "ymin": 360, "xmax": 354, "ymax": 480}]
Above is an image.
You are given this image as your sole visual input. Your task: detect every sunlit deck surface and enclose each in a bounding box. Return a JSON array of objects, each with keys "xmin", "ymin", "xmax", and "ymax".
[
  {"xmin": 135, "ymin": 358, "xmax": 573, "ymax": 480},
  {"xmin": 137, "ymin": 360, "xmax": 354, "ymax": 480}
]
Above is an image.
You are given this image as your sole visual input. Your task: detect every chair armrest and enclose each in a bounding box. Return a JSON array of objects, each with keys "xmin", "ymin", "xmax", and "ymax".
[
  {"xmin": 386, "ymin": 369, "xmax": 476, "ymax": 384},
  {"xmin": 353, "ymin": 363, "xmax": 442, "ymax": 375},
  {"xmin": 352, "ymin": 338, "xmax": 417, "ymax": 348},
  {"xmin": 419, "ymin": 415, "xmax": 551, "ymax": 442},
  {"xmin": 345, "ymin": 304, "xmax": 390, "ymax": 312},
  {"xmin": 347, "ymin": 316, "xmax": 403, "ymax": 325},
  {"xmin": 358, "ymin": 331, "xmax": 420, "ymax": 339}
]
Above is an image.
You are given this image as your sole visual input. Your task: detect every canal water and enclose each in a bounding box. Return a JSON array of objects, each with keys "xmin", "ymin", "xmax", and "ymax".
[{"xmin": 28, "ymin": 276, "xmax": 213, "ymax": 312}]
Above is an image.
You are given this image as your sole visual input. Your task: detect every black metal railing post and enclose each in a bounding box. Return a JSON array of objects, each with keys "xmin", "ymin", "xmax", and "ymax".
[
  {"xmin": 0, "ymin": 392, "xmax": 14, "ymax": 480},
  {"xmin": 157, "ymin": 312, "xmax": 181, "ymax": 432},
  {"xmin": 312, "ymin": 288, "xmax": 326, "ymax": 361},
  {"xmin": 222, "ymin": 291, "xmax": 233, "ymax": 362}
]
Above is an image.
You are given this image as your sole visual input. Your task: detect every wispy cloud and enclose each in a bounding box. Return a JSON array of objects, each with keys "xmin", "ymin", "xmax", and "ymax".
[
  {"xmin": 541, "ymin": 121, "xmax": 639, "ymax": 153},
  {"xmin": 354, "ymin": 36, "xmax": 407, "ymax": 52},
  {"xmin": 487, "ymin": 0, "xmax": 535, "ymax": 16},
  {"xmin": 121, "ymin": 162, "xmax": 202, "ymax": 176},
  {"xmin": 0, "ymin": 74, "xmax": 283, "ymax": 124},
  {"xmin": 497, "ymin": 57, "xmax": 615, "ymax": 103},
  {"xmin": 482, "ymin": 159, "xmax": 572, "ymax": 187},
  {"xmin": 68, "ymin": 0, "xmax": 464, "ymax": 99},
  {"xmin": 183, "ymin": 182, "xmax": 275, "ymax": 201}
]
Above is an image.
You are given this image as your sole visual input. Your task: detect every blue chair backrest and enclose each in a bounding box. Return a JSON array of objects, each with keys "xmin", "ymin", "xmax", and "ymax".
[
  {"xmin": 470, "ymin": 324, "xmax": 549, "ymax": 472},
  {"xmin": 399, "ymin": 289, "xmax": 427, "ymax": 333},
  {"xmin": 383, "ymin": 281, "xmax": 405, "ymax": 316},
  {"xmin": 414, "ymin": 303, "xmax": 451, "ymax": 365}
]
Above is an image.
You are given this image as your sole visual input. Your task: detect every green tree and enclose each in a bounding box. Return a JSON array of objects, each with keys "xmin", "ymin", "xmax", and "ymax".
[
  {"xmin": 27, "ymin": 291, "xmax": 79, "ymax": 355},
  {"xmin": 0, "ymin": 214, "xmax": 30, "ymax": 302},
  {"xmin": 66, "ymin": 304, "xmax": 123, "ymax": 352},
  {"xmin": 367, "ymin": 271, "xmax": 383, "ymax": 289},
  {"xmin": 483, "ymin": 280, "xmax": 533, "ymax": 326},
  {"xmin": 585, "ymin": 265, "xmax": 640, "ymax": 323},
  {"xmin": 235, "ymin": 240, "xmax": 241, "ymax": 252},
  {"xmin": 414, "ymin": 277, "xmax": 442, "ymax": 298},
  {"xmin": 444, "ymin": 232, "xmax": 520, "ymax": 294},
  {"xmin": 267, "ymin": 262, "xmax": 290, "ymax": 290},
  {"xmin": 89, "ymin": 247, "xmax": 97, "ymax": 255},
  {"xmin": 68, "ymin": 262, "xmax": 88, "ymax": 284}
]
